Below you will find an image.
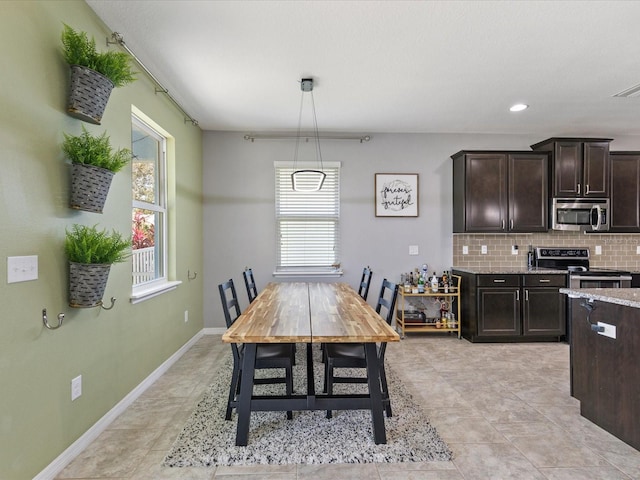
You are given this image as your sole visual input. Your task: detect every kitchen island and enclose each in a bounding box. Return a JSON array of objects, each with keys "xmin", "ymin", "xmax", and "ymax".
[{"xmin": 560, "ymin": 288, "xmax": 640, "ymax": 451}]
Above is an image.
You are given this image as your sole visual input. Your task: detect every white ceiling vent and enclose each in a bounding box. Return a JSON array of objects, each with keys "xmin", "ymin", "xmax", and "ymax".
[{"xmin": 613, "ymin": 83, "xmax": 640, "ymax": 98}]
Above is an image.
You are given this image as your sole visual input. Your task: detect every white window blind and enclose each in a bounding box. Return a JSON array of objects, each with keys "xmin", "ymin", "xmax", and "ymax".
[{"xmin": 275, "ymin": 162, "xmax": 341, "ymax": 272}]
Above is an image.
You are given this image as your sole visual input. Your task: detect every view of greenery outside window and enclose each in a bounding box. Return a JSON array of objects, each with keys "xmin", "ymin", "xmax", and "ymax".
[
  {"xmin": 132, "ymin": 115, "xmax": 167, "ymax": 286},
  {"xmin": 274, "ymin": 161, "xmax": 341, "ymax": 273}
]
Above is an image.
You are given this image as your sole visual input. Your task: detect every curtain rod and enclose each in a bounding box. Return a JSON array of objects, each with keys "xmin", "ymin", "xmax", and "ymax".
[
  {"xmin": 244, "ymin": 133, "xmax": 371, "ymax": 143},
  {"xmin": 107, "ymin": 32, "xmax": 199, "ymax": 126}
]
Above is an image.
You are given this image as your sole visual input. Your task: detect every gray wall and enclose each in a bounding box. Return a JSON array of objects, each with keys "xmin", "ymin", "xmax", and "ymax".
[{"xmin": 202, "ymin": 131, "xmax": 640, "ymax": 328}]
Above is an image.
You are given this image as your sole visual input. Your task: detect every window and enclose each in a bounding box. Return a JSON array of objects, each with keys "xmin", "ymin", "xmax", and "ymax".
[
  {"xmin": 274, "ymin": 161, "xmax": 341, "ymax": 275},
  {"xmin": 130, "ymin": 111, "xmax": 179, "ymax": 301}
]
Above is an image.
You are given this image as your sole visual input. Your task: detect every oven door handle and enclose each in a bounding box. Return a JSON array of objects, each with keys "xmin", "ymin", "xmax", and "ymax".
[{"xmin": 570, "ymin": 275, "xmax": 632, "ymax": 281}]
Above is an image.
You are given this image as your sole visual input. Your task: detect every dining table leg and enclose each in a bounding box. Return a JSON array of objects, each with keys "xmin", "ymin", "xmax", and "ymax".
[
  {"xmin": 235, "ymin": 342, "xmax": 257, "ymax": 446},
  {"xmin": 364, "ymin": 342, "xmax": 387, "ymax": 444}
]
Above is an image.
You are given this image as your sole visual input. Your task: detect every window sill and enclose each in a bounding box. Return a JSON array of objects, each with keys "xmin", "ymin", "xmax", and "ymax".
[
  {"xmin": 272, "ymin": 270, "xmax": 343, "ymax": 278},
  {"xmin": 130, "ymin": 280, "xmax": 182, "ymax": 304}
]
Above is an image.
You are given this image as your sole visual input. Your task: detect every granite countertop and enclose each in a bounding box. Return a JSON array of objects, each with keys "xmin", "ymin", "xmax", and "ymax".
[
  {"xmin": 452, "ymin": 267, "xmax": 566, "ymax": 275},
  {"xmin": 559, "ymin": 288, "xmax": 640, "ymax": 309}
]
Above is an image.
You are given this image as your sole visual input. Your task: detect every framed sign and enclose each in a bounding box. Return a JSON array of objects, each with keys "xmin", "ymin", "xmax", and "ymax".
[{"xmin": 375, "ymin": 173, "xmax": 419, "ymax": 217}]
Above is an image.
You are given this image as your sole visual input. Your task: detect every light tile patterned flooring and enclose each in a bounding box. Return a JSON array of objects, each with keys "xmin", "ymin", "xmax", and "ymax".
[{"xmin": 56, "ymin": 335, "xmax": 640, "ymax": 479}]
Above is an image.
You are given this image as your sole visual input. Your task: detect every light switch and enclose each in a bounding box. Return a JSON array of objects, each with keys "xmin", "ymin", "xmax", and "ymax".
[
  {"xmin": 462, "ymin": 246, "xmax": 469, "ymax": 255},
  {"xmin": 7, "ymin": 256, "xmax": 38, "ymax": 283},
  {"xmin": 481, "ymin": 245, "xmax": 488, "ymax": 254},
  {"xmin": 595, "ymin": 245, "xmax": 602, "ymax": 255}
]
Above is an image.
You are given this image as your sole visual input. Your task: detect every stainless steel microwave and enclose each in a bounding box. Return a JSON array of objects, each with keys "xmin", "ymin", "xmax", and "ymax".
[{"xmin": 551, "ymin": 198, "xmax": 609, "ymax": 232}]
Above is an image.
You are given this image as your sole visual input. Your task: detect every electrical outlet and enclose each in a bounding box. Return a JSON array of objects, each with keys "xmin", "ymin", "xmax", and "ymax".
[
  {"xmin": 595, "ymin": 245, "xmax": 602, "ymax": 255},
  {"xmin": 481, "ymin": 245, "xmax": 488, "ymax": 254},
  {"xmin": 184, "ymin": 310, "xmax": 189, "ymax": 323},
  {"xmin": 636, "ymin": 245, "xmax": 640, "ymax": 255},
  {"xmin": 462, "ymin": 246, "xmax": 469, "ymax": 255},
  {"xmin": 71, "ymin": 375, "xmax": 82, "ymax": 401},
  {"xmin": 511, "ymin": 245, "xmax": 518, "ymax": 255},
  {"xmin": 596, "ymin": 322, "xmax": 616, "ymax": 339}
]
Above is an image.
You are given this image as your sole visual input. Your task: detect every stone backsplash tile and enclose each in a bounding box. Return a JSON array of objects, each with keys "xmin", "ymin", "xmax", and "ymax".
[{"xmin": 453, "ymin": 231, "xmax": 640, "ymax": 271}]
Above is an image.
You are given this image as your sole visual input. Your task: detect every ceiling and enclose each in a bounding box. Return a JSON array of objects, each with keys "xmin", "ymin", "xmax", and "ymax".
[{"xmin": 86, "ymin": 0, "xmax": 640, "ymax": 137}]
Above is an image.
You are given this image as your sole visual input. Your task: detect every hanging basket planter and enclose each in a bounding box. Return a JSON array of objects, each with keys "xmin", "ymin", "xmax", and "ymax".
[
  {"xmin": 67, "ymin": 65, "xmax": 114, "ymax": 125},
  {"xmin": 69, "ymin": 162, "xmax": 115, "ymax": 214},
  {"xmin": 68, "ymin": 262, "xmax": 111, "ymax": 308}
]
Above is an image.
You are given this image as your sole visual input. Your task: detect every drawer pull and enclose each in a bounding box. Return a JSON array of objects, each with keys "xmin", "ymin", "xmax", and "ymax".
[
  {"xmin": 493, "ymin": 279, "xmax": 506, "ymax": 283},
  {"xmin": 539, "ymin": 279, "xmax": 551, "ymax": 283}
]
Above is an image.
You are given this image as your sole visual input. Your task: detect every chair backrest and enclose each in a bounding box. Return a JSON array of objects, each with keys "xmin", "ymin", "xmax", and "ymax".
[
  {"xmin": 219, "ymin": 278, "xmax": 243, "ymax": 365},
  {"xmin": 218, "ymin": 279, "xmax": 242, "ymax": 328},
  {"xmin": 375, "ymin": 278, "xmax": 399, "ymax": 326},
  {"xmin": 375, "ymin": 278, "xmax": 399, "ymax": 361},
  {"xmin": 358, "ymin": 266, "xmax": 373, "ymax": 301},
  {"xmin": 243, "ymin": 268, "xmax": 258, "ymax": 303}
]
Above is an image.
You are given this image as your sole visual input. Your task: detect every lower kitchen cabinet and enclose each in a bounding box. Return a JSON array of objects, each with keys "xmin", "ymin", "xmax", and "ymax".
[{"xmin": 453, "ymin": 270, "xmax": 566, "ymax": 342}]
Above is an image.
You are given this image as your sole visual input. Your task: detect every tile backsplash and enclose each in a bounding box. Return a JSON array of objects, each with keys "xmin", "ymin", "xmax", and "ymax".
[{"xmin": 453, "ymin": 231, "xmax": 640, "ymax": 272}]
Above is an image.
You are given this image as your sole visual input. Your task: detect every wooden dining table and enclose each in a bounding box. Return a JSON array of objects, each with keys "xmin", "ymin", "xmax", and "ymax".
[{"xmin": 222, "ymin": 282, "xmax": 400, "ymax": 446}]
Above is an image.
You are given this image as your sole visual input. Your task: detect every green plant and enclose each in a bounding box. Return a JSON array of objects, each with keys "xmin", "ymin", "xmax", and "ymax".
[
  {"xmin": 61, "ymin": 24, "xmax": 136, "ymax": 87},
  {"xmin": 65, "ymin": 224, "xmax": 130, "ymax": 264},
  {"xmin": 62, "ymin": 126, "xmax": 131, "ymax": 173}
]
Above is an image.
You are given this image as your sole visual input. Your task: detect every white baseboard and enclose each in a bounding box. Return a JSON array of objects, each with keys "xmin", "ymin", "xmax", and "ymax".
[
  {"xmin": 203, "ymin": 327, "xmax": 226, "ymax": 335},
  {"xmin": 34, "ymin": 329, "xmax": 205, "ymax": 480}
]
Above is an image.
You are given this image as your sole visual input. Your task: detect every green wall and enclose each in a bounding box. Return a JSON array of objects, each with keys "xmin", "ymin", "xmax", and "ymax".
[{"xmin": 0, "ymin": 2, "xmax": 204, "ymax": 478}]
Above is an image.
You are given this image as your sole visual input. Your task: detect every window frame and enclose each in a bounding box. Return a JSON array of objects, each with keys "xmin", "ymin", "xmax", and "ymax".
[
  {"xmin": 130, "ymin": 107, "xmax": 181, "ymax": 303},
  {"xmin": 274, "ymin": 161, "xmax": 342, "ymax": 277}
]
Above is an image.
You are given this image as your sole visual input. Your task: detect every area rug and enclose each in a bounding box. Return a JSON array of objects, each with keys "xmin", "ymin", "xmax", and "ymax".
[{"xmin": 163, "ymin": 344, "xmax": 452, "ymax": 467}]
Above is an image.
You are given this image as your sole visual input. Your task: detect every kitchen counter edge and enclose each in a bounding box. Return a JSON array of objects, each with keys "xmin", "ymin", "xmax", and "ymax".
[
  {"xmin": 451, "ymin": 267, "xmax": 565, "ymax": 275},
  {"xmin": 559, "ymin": 288, "xmax": 640, "ymax": 309}
]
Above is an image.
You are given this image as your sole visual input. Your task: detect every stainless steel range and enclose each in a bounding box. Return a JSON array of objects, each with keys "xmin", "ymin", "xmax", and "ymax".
[
  {"xmin": 534, "ymin": 247, "xmax": 632, "ymax": 343},
  {"xmin": 534, "ymin": 247, "xmax": 631, "ymax": 289}
]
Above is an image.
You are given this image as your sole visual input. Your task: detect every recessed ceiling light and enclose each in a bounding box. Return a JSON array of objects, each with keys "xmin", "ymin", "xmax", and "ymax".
[{"xmin": 510, "ymin": 103, "xmax": 529, "ymax": 112}]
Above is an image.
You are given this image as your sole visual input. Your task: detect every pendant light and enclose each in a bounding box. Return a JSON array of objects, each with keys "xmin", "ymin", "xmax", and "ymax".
[{"xmin": 291, "ymin": 78, "xmax": 326, "ymax": 192}]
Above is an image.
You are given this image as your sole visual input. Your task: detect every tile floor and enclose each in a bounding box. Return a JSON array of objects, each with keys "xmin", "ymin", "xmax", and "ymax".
[{"xmin": 56, "ymin": 334, "xmax": 640, "ymax": 480}]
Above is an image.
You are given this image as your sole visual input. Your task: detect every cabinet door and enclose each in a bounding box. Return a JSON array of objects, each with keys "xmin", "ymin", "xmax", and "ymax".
[
  {"xmin": 522, "ymin": 287, "xmax": 566, "ymax": 336},
  {"xmin": 610, "ymin": 153, "xmax": 640, "ymax": 232},
  {"xmin": 508, "ymin": 153, "xmax": 548, "ymax": 231},
  {"xmin": 583, "ymin": 142, "xmax": 610, "ymax": 197},
  {"xmin": 464, "ymin": 153, "xmax": 507, "ymax": 232},
  {"xmin": 553, "ymin": 142, "xmax": 582, "ymax": 197},
  {"xmin": 477, "ymin": 287, "xmax": 521, "ymax": 336}
]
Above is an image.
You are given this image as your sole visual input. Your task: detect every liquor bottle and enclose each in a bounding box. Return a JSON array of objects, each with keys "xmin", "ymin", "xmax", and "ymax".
[{"xmin": 430, "ymin": 272, "xmax": 439, "ymax": 293}]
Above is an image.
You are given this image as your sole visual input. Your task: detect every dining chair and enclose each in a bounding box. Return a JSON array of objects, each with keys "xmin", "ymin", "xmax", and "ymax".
[
  {"xmin": 218, "ymin": 278, "xmax": 294, "ymax": 420},
  {"xmin": 358, "ymin": 266, "xmax": 373, "ymax": 301},
  {"xmin": 242, "ymin": 267, "xmax": 258, "ymax": 303},
  {"xmin": 323, "ymin": 278, "xmax": 399, "ymax": 419}
]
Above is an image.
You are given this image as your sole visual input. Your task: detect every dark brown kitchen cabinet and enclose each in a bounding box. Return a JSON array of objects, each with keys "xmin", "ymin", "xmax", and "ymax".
[
  {"xmin": 451, "ymin": 151, "xmax": 548, "ymax": 233},
  {"xmin": 452, "ymin": 270, "xmax": 566, "ymax": 342},
  {"xmin": 609, "ymin": 152, "xmax": 640, "ymax": 232},
  {"xmin": 522, "ymin": 275, "xmax": 566, "ymax": 336},
  {"xmin": 530, "ymin": 138, "xmax": 612, "ymax": 198}
]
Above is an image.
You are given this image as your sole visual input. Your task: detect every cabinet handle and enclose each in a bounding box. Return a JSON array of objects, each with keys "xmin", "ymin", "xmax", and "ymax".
[
  {"xmin": 510, "ymin": 219, "xmax": 514, "ymax": 230},
  {"xmin": 516, "ymin": 290, "xmax": 520, "ymax": 301},
  {"xmin": 525, "ymin": 290, "xmax": 529, "ymax": 301},
  {"xmin": 577, "ymin": 183, "xmax": 581, "ymax": 195},
  {"xmin": 585, "ymin": 184, "xmax": 590, "ymax": 195},
  {"xmin": 493, "ymin": 279, "xmax": 506, "ymax": 283},
  {"xmin": 538, "ymin": 279, "xmax": 551, "ymax": 283},
  {"xmin": 501, "ymin": 219, "xmax": 505, "ymax": 230}
]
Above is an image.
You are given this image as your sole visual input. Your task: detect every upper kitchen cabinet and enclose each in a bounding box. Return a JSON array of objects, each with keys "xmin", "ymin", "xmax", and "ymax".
[
  {"xmin": 609, "ymin": 152, "xmax": 640, "ymax": 232},
  {"xmin": 530, "ymin": 138, "xmax": 612, "ymax": 198},
  {"xmin": 452, "ymin": 151, "xmax": 549, "ymax": 233}
]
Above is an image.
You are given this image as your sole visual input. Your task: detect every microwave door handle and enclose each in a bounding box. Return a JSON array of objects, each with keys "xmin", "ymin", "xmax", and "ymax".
[{"xmin": 590, "ymin": 205, "xmax": 601, "ymax": 231}]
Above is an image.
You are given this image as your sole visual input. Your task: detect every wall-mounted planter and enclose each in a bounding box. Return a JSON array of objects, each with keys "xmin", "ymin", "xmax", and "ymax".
[
  {"xmin": 68, "ymin": 262, "xmax": 111, "ymax": 308},
  {"xmin": 70, "ymin": 163, "xmax": 114, "ymax": 213},
  {"xmin": 67, "ymin": 65, "xmax": 114, "ymax": 125}
]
